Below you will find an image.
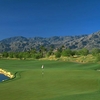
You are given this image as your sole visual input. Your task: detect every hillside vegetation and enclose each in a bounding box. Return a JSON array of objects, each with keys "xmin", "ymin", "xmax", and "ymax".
[{"xmin": 1, "ymin": 46, "xmax": 100, "ymax": 63}]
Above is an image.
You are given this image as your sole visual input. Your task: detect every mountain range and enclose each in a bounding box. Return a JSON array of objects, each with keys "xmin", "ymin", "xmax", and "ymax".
[{"xmin": 0, "ymin": 31, "xmax": 100, "ymax": 52}]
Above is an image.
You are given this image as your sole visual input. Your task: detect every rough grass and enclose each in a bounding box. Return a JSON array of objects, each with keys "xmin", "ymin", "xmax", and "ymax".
[
  {"xmin": 39, "ymin": 54, "xmax": 97, "ymax": 63},
  {"xmin": 0, "ymin": 60, "xmax": 100, "ymax": 100}
]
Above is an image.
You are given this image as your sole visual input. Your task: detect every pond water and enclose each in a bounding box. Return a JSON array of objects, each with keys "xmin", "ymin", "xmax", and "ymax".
[{"xmin": 0, "ymin": 74, "xmax": 9, "ymax": 82}]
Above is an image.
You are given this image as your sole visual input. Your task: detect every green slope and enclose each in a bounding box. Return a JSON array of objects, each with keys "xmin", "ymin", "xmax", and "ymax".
[{"xmin": 0, "ymin": 60, "xmax": 100, "ymax": 100}]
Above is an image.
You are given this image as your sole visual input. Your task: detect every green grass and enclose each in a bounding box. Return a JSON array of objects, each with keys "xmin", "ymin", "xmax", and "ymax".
[{"xmin": 0, "ymin": 59, "xmax": 100, "ymax": 100}]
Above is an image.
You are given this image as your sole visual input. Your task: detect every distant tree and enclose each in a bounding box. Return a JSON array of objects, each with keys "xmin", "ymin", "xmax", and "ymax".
[
  {"xmin": 56, "ymin": 48, "xmax": 62, "ymax": 53},
  {"xmin": 71, "ymin": 50, "xmax": 76, "ymax": 56},
  {"xmin": 8, "ymin": 52, "xmax": 14, "ymax": 58},
  {"xmin": 61, "ymin": 50, "xmax": 67, "ymax": 57},
  {"xmin": 91, "ymin": 48, "xmax": 100, "ymax": 56},
  {"xmin": 78, "ymin": 48, "xmax": 89, "ymax": 56},
  {"xmin": 34, "ymin": 53, "xmax": 42, "ymax": 59},
  {"xmin": 23, "ymin": 52, "xmax": 31, "ymax": 59},
  {"xmin": 2, "ymin": 52, "xmax": 8, "ymax": 58},
  {"xmin": 39, "ymin": 45, "xmax": 47, "ymax": 57},
  {"xmin": 46, "ymin": 51, "xmax": 52, "ymax": 57},
  {"xmin": 55, "ymin": 51, "xmax": 61, "ymax": 58},
  {"xmin": 96, "ymin": 53, "xmax": 100, "ymax": 61},
  {"xmin": 18, "ymin": 52, "xmax": 23, "ymax": 59},
  {"xmin": 13, "ymin": 52, "xmax": 19, "ymax": 58},
  {"xmin": 30, "ymin": 48, "xmax": 37, "ymax": 54},
  {"xmin": 61, "ymin": 48, "xmax": 72, "ymax": 57}
]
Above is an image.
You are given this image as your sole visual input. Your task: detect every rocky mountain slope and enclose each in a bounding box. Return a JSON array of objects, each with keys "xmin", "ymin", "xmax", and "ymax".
[{"xmin": 0, "ymin": 31, "xmax": 100, "ymax": 52}]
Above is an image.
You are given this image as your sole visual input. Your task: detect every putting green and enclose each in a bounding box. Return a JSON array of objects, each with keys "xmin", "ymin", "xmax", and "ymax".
[{"xmin": 0, "ymin": 60, "xmax": 100, "ymax": 100}]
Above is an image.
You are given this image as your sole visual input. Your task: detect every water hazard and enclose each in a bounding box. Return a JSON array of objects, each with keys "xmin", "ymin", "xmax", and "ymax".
[{"xmin": 0, "ymin": 74, "xmax": 9, "ymax": 82}]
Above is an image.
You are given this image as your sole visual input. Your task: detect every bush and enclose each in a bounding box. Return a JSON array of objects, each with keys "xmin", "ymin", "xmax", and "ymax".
[
  {"xmin": 55, "ymin": 51, "xmax": 61, "ymax": 58},
  {"xmin": 96, "ymin": 53, "xmax": 100, "ymax": 61}
]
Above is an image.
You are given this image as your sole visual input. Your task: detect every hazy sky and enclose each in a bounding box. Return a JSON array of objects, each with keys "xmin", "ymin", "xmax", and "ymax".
[{"xmin": 0, "ymin": 0, "xmax": 100, "ymax": 40}]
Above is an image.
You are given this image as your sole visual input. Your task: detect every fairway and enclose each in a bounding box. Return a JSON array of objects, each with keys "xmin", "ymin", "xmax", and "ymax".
[{"xmin": 0, "ymin": 60, "xmax": 100, "ymax": 100}]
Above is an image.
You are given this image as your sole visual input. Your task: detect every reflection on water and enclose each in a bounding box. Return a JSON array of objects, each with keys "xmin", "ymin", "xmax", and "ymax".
[{"xmin": 0, "ymin": 74, "xmax": 9, "ymax": 82}]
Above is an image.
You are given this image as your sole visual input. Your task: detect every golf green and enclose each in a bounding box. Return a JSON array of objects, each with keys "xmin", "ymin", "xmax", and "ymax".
[{"xmin": 0, "ymin": 59, "xmax": 100, "ymax": 100}]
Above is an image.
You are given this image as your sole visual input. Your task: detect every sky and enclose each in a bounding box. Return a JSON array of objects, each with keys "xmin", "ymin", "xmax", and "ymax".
[{"xmin": 0, "ymin": 0, "xmax": 100, "ymax": 40}]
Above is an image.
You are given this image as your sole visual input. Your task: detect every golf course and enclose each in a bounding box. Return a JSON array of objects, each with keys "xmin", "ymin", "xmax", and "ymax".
[{"xmin": 0, "ymin": 59, "xmax": 100, "ymax": 100}]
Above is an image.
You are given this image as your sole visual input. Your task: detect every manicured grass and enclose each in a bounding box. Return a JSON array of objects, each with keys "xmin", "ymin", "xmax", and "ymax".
[{"xmin": 0, "ymin": 59, "xmax": 100, "ymax": 100}]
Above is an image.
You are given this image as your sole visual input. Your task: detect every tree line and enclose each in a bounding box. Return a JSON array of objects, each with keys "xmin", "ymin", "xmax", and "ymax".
[{"xmin": 1, "ymin": 46, "xmax": 100, "ymax": 61}]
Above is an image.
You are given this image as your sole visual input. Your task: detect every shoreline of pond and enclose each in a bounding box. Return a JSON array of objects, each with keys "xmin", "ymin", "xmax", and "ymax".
[{"xmin": 0, "ymin": 68, "xmax": 14, "ymax": 80}]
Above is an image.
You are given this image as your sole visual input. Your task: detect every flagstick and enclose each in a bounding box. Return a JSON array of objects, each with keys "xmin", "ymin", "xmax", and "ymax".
[
  {"xmin": 41, "ymin": 65, "xmax": 44, "ymax": 77},
  {"xmin": 42, "ymin": 69, "xmax": 44, "ymax": 77}
]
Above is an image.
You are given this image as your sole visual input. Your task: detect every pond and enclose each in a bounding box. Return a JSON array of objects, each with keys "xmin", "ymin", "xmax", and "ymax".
[{"xmin": 0, "ymin": 74, "xmax": 9, "ymax": 82}]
